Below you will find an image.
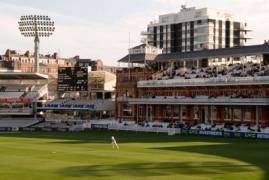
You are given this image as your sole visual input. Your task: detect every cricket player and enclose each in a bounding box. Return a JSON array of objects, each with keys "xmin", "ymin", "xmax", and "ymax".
[{"xmin": 111, "ymin": 136, "xmax": 119, "ymax": 150}]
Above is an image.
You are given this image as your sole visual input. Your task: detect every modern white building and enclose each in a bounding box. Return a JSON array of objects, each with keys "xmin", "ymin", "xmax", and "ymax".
[{"xmin": 143, "ymin": 6, "xmax": 249, "ymax": 54}]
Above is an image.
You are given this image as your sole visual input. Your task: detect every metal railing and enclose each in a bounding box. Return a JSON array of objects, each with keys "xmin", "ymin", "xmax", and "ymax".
[
  {"xmin": 138, "ymin": 76, "xmax": 269, "ymax": 87},
  {"xmin": 117, "ymin": 96, "xmax": 269, "ymax": 106},
  {"xmin": 0, "ymin": 108, "xmax": 33, "ymax": 115}
]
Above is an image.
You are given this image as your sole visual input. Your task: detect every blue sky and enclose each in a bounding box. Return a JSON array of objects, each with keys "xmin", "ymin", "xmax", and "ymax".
[{"xmin": 0, "ymin": 0, "xmax": 268, "ymax": 65}]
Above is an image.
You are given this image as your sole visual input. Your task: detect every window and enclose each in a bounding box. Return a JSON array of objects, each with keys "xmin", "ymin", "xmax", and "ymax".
[
  {"xmin": 196, "ymin": 36, "xmax": 208, "ymax": 42},
  {"xmin": 224, "ymin": 107, "xmax": 232, "ymax": 121},
  {"xmin": 182, "ymin": 106, "xmax": 188, "ymax": 119},
  {"xmin": 208, "ymin": 19, "xmax": 216, "ymax": 23},
  {"xmin": 233, "ymin": 108, "xmax": 241, "ymax": 121},
  {"xmin": 243, "ymin": 107, "xmax": 252, "ymax": 122},
  {"xmin": 174, "ymin": 106, "xmax": 179, "ymax": 118},
  {"xmin": 210, "ymin": 106, "xmax": 217, "ymax": 121},
  {"xmin": 139, "ymin": 106, "xmax": 143, "ymax": 117},
  {"xmin": 123, "ymin": 104, "xmax": 132, "ymax": 116},
  {"xmin": 195, "ymin": 27, "xmax": 208, "ymax": 34},
  {"xmin": 165, "ymin": 105, "xmax": 172, "ymax": 118},
  {"xmin": 193, "ymin": 106, "xmax": 199, "ymax": 120}
]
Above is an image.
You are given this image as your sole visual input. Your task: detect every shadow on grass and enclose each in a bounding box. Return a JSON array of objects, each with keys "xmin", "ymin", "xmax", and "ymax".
[
  {"xmin": 59, "ymin": 161, "xmax": 253, "ymax": 178},
  {"xmin": 1, "ymin": 131, "xmax": 269, "ymax": 179},
  {"xmin": 154, "ymin": 142, "xmax": 269, "ymax": 180}
]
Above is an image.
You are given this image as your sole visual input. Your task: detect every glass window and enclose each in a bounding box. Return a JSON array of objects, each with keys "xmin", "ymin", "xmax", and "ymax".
[
  {"xmin": 193, "ymin": 106, "xmax": 199, "ymax": 120},
  {"xmin": 233, "ymin": 108, "xmax": 241, "ymax": 121},
  {"xmin": 174, "ymin": 106, "xmax": 179, "ymax": 118},
  {"xmin": 244, "ymin": 107, "xmax": 252, "ymax": 121},
  {"xmin": 165, "ymin": 105, "xmax": 172, "ymax": 117},
  {"xmin": 196, "ymin": 36, "xmax": 208, "ymax": 42},
  {"xmin": 123, "ymin": 104, "xmax": 132, "ymax": 116},
  {"xmin": 182, "ymin": 106, "xmax": 188, "ymax": 119},
  {"xmin": 211, "ymin": 106, "xmax": 217, "ymax": 121},
  {"xmin": 195, "ymin": 27, "xmax": 208, "ymax": 34},
  {"xmin": 224, "ymin": 107, "xmax": 232, "ymax": 121},
  {"xmin": 139, "ymin": 106, "xmax": 143, "ymax": 117}
]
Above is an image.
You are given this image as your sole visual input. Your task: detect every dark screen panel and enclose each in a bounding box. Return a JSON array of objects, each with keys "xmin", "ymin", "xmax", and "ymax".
[{"xmin": 58, "ymin": 67, "xmax": 88, "ymax": 91}]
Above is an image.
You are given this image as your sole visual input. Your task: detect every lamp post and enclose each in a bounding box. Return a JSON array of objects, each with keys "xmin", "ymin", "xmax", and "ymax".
[{"xmin": 18, "ymin": 15, "xmax": 55, "ymax": 73}]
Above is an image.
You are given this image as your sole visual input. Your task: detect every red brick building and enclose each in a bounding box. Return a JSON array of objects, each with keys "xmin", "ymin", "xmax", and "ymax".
[
  {"xmin": 116, "ymin": 44, "xmax": 269, "ymax": 127},
  {"xmin": 2, "ymin": 49, "xmax": 77, "ymax": 77}
]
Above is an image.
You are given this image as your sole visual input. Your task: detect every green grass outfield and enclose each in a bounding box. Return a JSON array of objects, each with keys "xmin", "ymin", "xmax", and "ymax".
[{"xmin": 0, "ymin": 131, "xmax": 269, "ymax": 180}]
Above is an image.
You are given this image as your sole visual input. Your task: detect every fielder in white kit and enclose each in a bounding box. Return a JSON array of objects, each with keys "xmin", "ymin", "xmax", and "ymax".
[{"xmin": 111, "ymin": 136, "xmax": 119, "ymax": 150}]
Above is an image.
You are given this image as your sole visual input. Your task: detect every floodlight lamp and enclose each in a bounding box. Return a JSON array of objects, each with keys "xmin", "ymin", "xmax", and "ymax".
[
  {"xmin": 18, "ymin": 14, "xmax": 55, "ymax": 38},
  {"xmin": 18, "ymin": 14, "xmax": 55, "ymax": 73}
]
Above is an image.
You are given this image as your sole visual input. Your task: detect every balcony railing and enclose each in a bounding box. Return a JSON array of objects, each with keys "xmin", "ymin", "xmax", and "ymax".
[
  {"xmin": 138, "ymin": 76, "xmax": 269, "ymax": 88},
  {"xmin": 117, "ymin": 96, "xmax": 269, "ymax": 106},
  {"xmin": 0, "ymin": 108, "xmax": 33, "ymax": 115}
]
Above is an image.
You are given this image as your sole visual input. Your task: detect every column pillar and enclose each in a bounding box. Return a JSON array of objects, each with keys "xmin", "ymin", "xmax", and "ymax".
[
  {"xmin": 205, "ymin": 106, "xmax": 208, "ymax": 124},
  {"xmin": 256, "ymin": 106, "xmax": 259, "ymax": 127},
  {"xmin": 171, "ymin": 105, "xmax": 174, "ymax": 123},
  {"xmin": 136, "ymin": 104, "xmax": 139, "ymax": 123},
  {"xmin": 207, "ymin": 105, "xmax": 210, "ymax": 124},
  {"xmin": 180, "ymin": 105, "xmax": 183, "ymax": 123},
  {"xmin": 183, "ymin": 61, "xmax": 186, "ymax": 69},
  {"xmin": 146, "ymin": 104, "xmax": 148, "ymax": 122},
  {"xmin": 196, "ymin": 59, "xmax": 200, "ymax": 69},
  {"xmin": 170, "ymin": 61, "xmax": 174, "ymax": 77},
  {"xmin": 231, "ymin": 107, "xmax": 234, "ymax": 124}
]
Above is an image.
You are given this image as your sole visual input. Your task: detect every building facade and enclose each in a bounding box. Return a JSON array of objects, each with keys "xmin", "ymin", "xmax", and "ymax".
[
  {"xmin": 116, "ymin": 44, "xmax": 269, "ymax": 127},
  {"xmin": 0, "ymin": 49, "xmax": 108, "ymax": 78},
  {"xmin": 144, "ymin": 6, "xmax": 249, "ymax": 54},
  {"xmin": 1, "ymin": 49, "xmax": 76, "ymax": 77}
]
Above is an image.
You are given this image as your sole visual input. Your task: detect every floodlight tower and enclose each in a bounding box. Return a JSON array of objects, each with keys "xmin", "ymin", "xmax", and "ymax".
[{"xmin": 18, "ymin": 15, "xmax": 55, "ymax": 73}]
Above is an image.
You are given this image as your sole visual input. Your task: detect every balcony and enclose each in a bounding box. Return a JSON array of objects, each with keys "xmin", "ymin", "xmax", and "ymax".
[
  {"xmin": 117, "ymin": 96, "xmax": 269, "ymax": 106},
  {"xmin": 0, "ymin": 108, "xmax": 33, "ymax": 115},
  {"xmin": 138, "ymin": 76, "xmax": 269, "ymax": 88},
  {"xmin": 141, "ymin": 31, "xmax": 153, "ymax": 35}
]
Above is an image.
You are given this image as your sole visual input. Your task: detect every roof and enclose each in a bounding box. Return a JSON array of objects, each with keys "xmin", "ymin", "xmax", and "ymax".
[
  {"xmin": 0, "ymin": 72, "xmax": 48, "ymax": 80},
  {"xmin": 131, "ymin": 44, "xmax": 146, "ymax": 50},
  {"xmin": 156, "ymin": 44, "xmax": 269, "ymax": 62},
  {"xmin": 118, "ymin": 54, "xmax": 146, "ymax": 63},
  {"xmin": 77, "ymin": 59, "xmax": 93, "ymax": 63},
  {"xmin": 118, "ymin": 44, "xmax": 269, "ymax": 63}
]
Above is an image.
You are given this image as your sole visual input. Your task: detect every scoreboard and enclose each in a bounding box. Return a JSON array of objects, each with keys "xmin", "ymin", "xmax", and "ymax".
[{"xmin": 58, "ymin": 67, "xmax": 88, "ymax": 91}]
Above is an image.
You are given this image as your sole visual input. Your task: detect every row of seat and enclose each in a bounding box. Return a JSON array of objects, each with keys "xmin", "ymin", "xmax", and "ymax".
[
  {"xmin": 153, "ymin": 62, "xmax": 269, "ymax": 81},
  {"xmin": 0, "ymin": 92, "xmax": 24, "ymax": 99},
  {"xmin": 0, "ymin": 119, "xmax": 39, "ymax": 128}
]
